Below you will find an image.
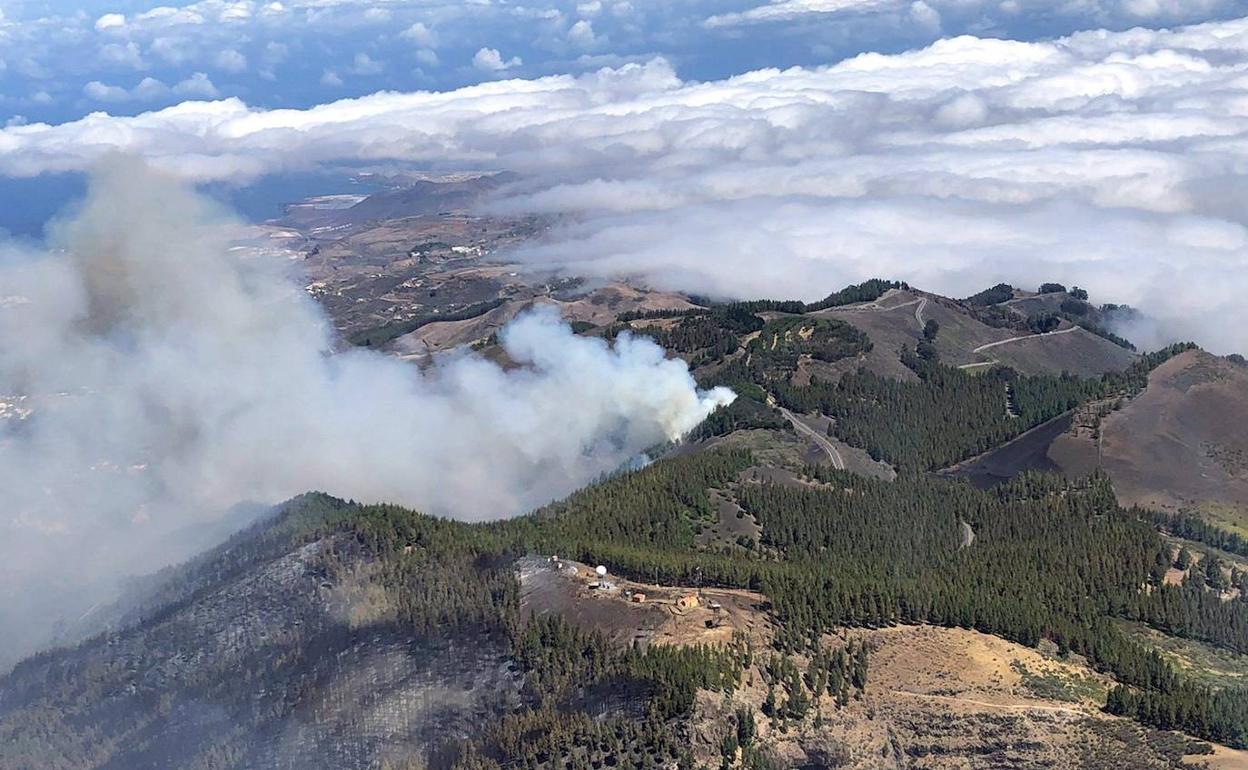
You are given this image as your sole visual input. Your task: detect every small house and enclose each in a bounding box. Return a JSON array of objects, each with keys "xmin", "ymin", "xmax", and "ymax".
[
  {"xmin": 631, "ymin": 592, "xmax": 647, "ymax": 604},
  {"xmin": 676, "ymin": 594, "xmax": 699, "ymax": 610}
]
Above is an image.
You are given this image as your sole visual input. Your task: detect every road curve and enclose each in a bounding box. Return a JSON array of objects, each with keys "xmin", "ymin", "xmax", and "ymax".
[
  {"xmin": 779, "ymin": 406, "xmax": 845, "ymax": 470},
  {"xmin": 914, "ymin": 297, "xmax": 928, "ymax": 329},
  {"xmin": 972, "ymin": 325, "xmax": 1078, "ymax": 354}
]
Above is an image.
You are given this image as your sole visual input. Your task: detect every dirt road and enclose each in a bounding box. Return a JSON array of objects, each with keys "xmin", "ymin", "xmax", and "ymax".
[{"xmin": 972, "ymin": 325, "xmax": 1078, "ymax": 354}]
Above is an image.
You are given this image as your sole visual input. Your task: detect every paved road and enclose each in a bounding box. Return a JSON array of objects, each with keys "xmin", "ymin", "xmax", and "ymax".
[
  {"xmin": 972, "ymin": 325, "xmax": 1078, "ymax": 354},
  {"xmin": 779, "ymin": 406, "xmax": 845, "ymax": 470}
]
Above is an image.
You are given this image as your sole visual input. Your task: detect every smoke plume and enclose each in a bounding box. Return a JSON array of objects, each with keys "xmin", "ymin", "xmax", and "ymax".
[{"xmin": 0, "ymin": 158, "xmax": 733, "ymax": 665}]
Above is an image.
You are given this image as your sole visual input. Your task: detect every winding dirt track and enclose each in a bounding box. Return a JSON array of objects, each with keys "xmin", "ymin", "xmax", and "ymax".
[{"xmin": 972, "ymin": 325, "xmax": 1078, "ymax": 353}]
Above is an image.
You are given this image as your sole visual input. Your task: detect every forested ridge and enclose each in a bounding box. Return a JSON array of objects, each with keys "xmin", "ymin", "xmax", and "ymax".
[
  {"xmin": 304, "ymin": 447, "xmax": 1248, "ymax": 753},
  {"xmin": 773, "ymin": 343, "xmax": 1196, "ymax": 473},
  {"xmin": 329, "ymin": 296, "xmax": 1243, "ymax": 756},
  {"xmin": 4, "ymin": 279, "xmax": 1246, "ymax": 768}
]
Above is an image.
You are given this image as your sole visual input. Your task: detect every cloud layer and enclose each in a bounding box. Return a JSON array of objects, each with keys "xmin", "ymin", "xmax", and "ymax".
[
  {"xmin": 5, "ymin": 18, "xmax": 1248, "ymax": 351},
  {"xmin": 2, "ymin": 0, "xmax": 1244, "ymax": 127},
  {"xmin": 0, "ymin": 158, "xmax": 731, "ymax": 664}
]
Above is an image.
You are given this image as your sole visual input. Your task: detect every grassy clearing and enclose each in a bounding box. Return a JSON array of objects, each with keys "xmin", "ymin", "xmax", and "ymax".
[
  {"xmin": 1010, "ymin": 660, "xmax": 1106, "ymax": 703},
  {"xmin": 1198, "ymin": 501, "xmax": 1248, "ymax": 540},
  {"xmin": 1117, "ymin": 620, "xmax": 1248, "ymax": 689}
]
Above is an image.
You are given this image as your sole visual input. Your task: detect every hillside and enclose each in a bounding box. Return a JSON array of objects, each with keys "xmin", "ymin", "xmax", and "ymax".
[
  {"xmin": 5, "ymin": 454, "xmax": 1247, "ymax": 769},
  {"xmin": 0, "ymin": 498, "xmax": 529, "ymax": 770},
  {"xmin": 5, "ymin": 276, "xmax": 1248, "ymax": 770},
  {"xmin": 1052, "ymin": 350, "xmax": 1248, "ymax": 534}
]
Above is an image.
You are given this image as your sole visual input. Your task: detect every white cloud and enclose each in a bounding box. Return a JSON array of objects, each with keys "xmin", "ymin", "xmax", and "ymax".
[
  {"xmin": 265, "ymin": 41, "xmax": 289, "ymax": 60},
  {"xmin": 218, "ymin": 1, "xmax": 252, "ymax": 23},
  {"xmin": 16, "ymin": 58, "xmax": 51, "ymax": 81},
  {"xmin": 98, "ymin": 41, "xmax": 146, "ymax": 69},
  {"xmin": 472, "ymin": 46, "xmax": 522, "ymax": 71},
  {"xmin": 82, "ymin": 80, "xmax": 131, "ymax": 102},
  {"xmin": 3, "ymin": 0, "xmax": 1243, "ymax": 127},
  {"xmin": 320, "ymin": 69, "xmax": 343, "ymax": 86},
  {"xmin": 400, "ymin": 21, "xmax": 436, "ymax": 47},
  {"xmin": 135, "ymin": 6, "xmax": 206, "ymax": 26},
  {"xmin": 173, "ymin": 72, "xmax": 220, "ymax": 98},
  {"xmin": 81, "ymin": 73, "xmax": 218, "ymax": 103},
  {"xmin": 214, "ymin": 48, "xmax": 248, "ymax": 73},
  {"xmin": 568, "ymin": 19, "xmax": 599, "ymax": 48},
  {"xmin": 908, "ymin": 0, "xmax": 941, "ymax": 32},
  {"xmin": 132, "ymin": 76, "xmax": 170, "ymax": 100},
  {"xmin": 350, "ymin": 52, "xmax": 384, "ymax": 75},
  {"xmin": 934, "ymin": 91, "xmax": 987, "ymax": 127},
  {"xmin": 416, "ymin": 48, "xmax": 440, "ymax": 67},
  {"xmin": 706, "ymin": 0, "xmax": 896, "ymax": 28},
  {"xmin": 8, "ymin": 19, "xmax": 1248, "ymax": 353},
  {"xmin": 94, "ymin": 13, "xmax": 126, "ymax": 32},
  {"xmin": 705, "ymin": 0, "xmax": 1242, "ymax": 28},
  {"xmin": 151, "ymin": 36, "xmax": 195, "ymax": 65}
]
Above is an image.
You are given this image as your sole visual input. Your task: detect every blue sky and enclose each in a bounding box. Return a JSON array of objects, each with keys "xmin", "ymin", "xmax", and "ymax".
[{"xmin": 2, "ymin": 0, "xmax": 1244, "ymax": 126}]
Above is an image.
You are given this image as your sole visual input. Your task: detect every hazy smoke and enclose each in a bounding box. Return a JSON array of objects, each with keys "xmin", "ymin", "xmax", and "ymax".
[{"xmin": 0, "ymin": 158, "xmax": 733, "ymax": 665}]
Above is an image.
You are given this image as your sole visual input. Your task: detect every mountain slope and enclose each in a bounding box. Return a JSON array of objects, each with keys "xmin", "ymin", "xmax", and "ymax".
[
  {"xmin": 0, "ymin": 496, "xmax": 521, "ymax": 770},
  {"xmin": 1052, "ymin": 350, "xmax": 1248, "ymax": 532},
  {"xmin": 6, "ymin": 280, "xmax": 1248, "ymax": 770}
]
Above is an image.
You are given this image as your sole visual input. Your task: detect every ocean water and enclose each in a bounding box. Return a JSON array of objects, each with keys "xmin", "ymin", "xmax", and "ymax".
[{"xmin": 0, "ymin": 170, "xmax": 380, "ymax": 241}]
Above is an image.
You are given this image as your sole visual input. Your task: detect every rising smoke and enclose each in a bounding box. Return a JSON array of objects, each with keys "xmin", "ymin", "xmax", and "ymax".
[{"xmin": 0, "ymin": 158, "xmax": 733, "ymax": 665}]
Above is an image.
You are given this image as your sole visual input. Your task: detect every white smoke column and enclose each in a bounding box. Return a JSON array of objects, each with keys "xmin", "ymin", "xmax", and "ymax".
[{"xmin": 0, "ymin": 157, "xmax": 733, "ymax": 664}]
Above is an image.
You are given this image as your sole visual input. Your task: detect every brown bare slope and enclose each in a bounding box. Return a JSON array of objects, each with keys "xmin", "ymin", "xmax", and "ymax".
[
  {"xmin": 984, "ymin": 325, "xmax": 1138, "ymax": 377},
  {"xmin": 814, "ymin": 290, "xmax": 1008, "ymax": 380},
  {"xmin": 1056, "ymin": 350, "xmax": 1248, "ymax": 530},
  {"xmin": 690, "ymin": 625, "xmax": 1245, "ymax": 769},
  {"xmin": 816, "ymin": 290, "xmax": 1134, "ymax": 379}
]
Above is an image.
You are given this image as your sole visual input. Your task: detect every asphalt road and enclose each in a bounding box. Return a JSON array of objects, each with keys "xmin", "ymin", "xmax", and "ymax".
[{"xmin": 779, "ymin": 406, "xmax": 845, "ymax": 470}]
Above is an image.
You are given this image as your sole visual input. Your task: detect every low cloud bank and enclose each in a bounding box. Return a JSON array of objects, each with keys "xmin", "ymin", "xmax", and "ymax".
[
  {"xmin": 4, "ymin": 19, "xmax": 1248, "ymax": 352},
  {"xmin": 0, "ymin": 158, "xmax": 732, "ymax": 664}
]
